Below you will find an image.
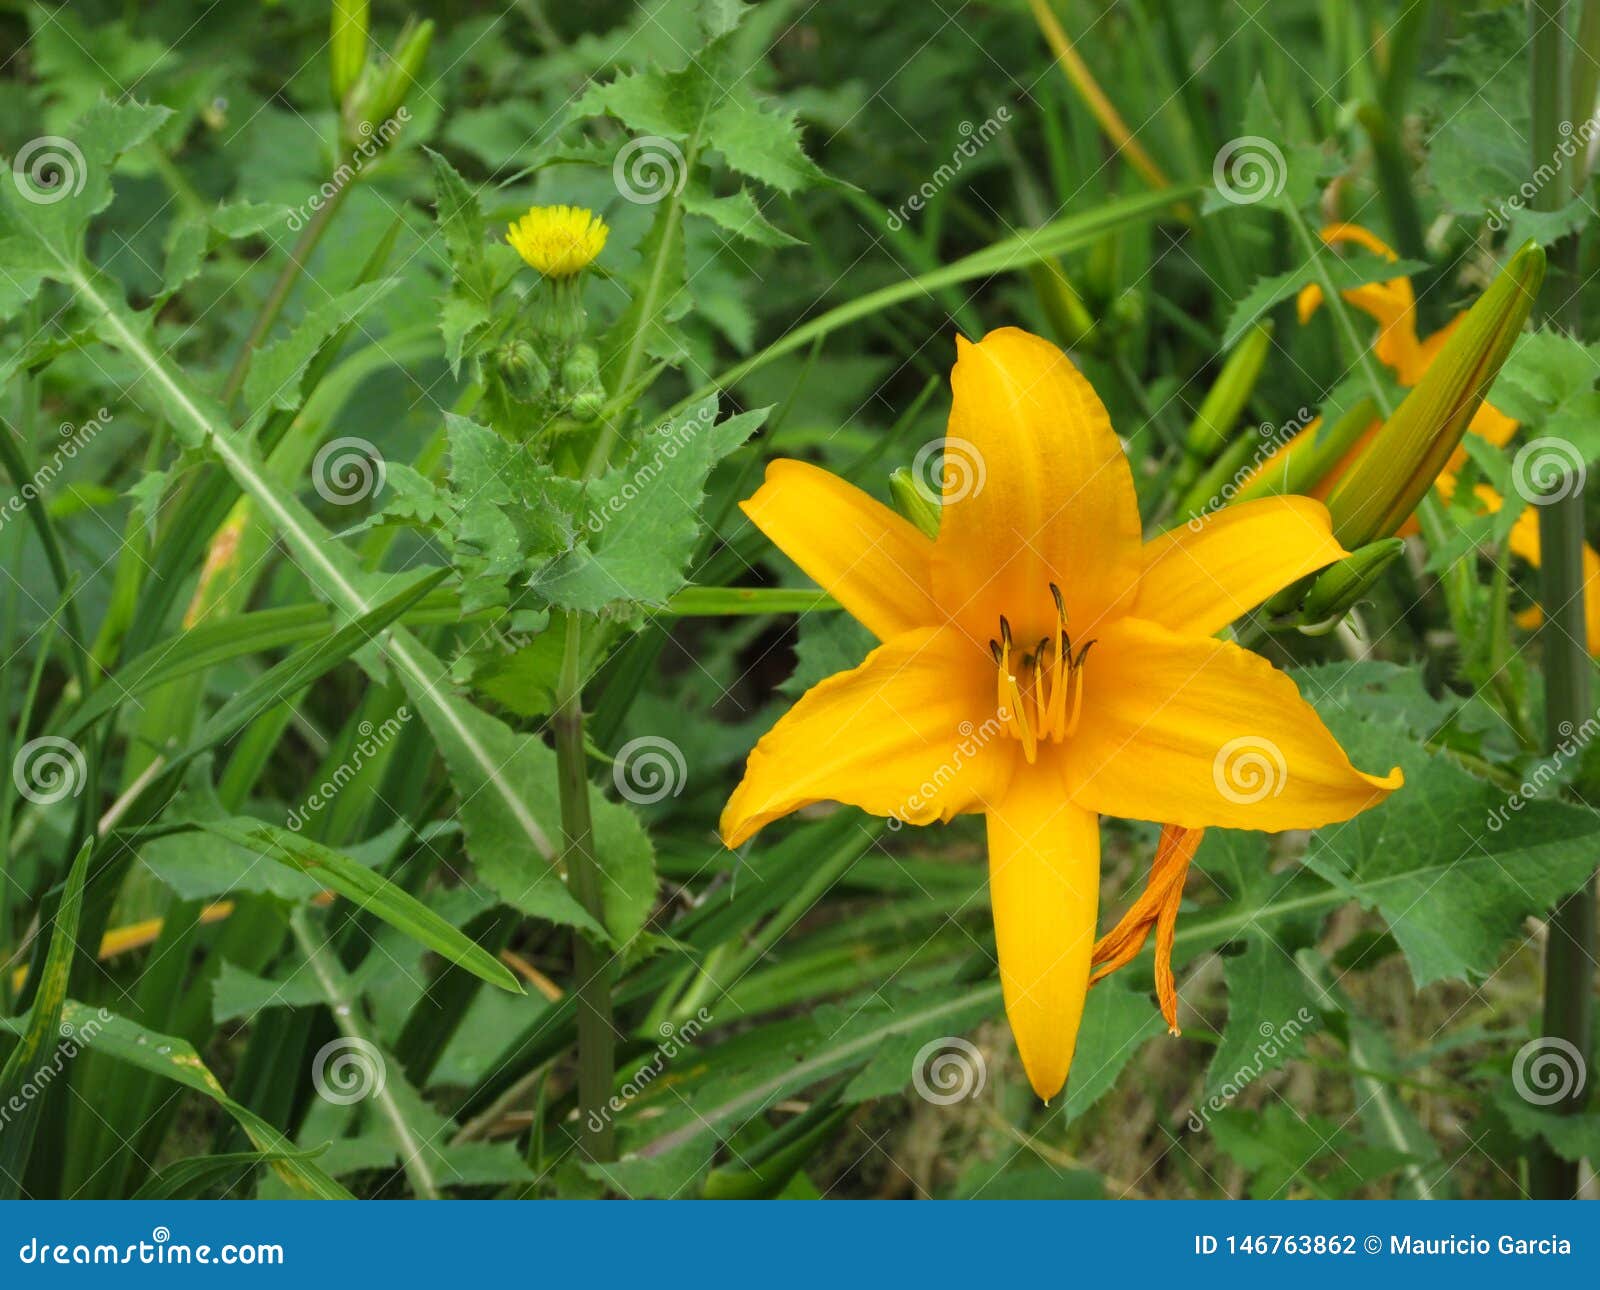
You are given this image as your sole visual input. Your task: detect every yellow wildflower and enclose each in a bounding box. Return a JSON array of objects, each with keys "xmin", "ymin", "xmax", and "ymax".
[{"xmin": 505, "ymin": 204, "xmax": 608, "ymax": 278}]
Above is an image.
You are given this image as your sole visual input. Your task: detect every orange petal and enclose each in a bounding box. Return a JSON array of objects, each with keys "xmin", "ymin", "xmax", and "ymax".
[
  {"xmin": 1064, "ymin": 616, "xmax": 1402, "ymax": 830},
  {"xmin": 1296, "ymin": 223, "xmax": 1426, "ymax": 382},
  {"xmin": 1133, "ymin": 496, "xmax": 1348, "ymax": 637},
  {"xmin": 934, "ymin": 328, "xmax": 1142, "ymax": 643},
  {"xmin": 740, "ymin": 459, "xmax": 941, "ymax": 641},
  {"xmin": 986, "ymin": 762, "xmax": 1100, "ymax": 1102},
  {"xmin": 721, "ymin": 625, "xmax": 1015, "ymax": 847}
]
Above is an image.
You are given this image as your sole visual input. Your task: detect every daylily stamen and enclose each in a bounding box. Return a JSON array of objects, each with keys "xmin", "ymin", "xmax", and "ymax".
[{"xmin": 990, "ymin": 588, "xmax": 1095, "ymax": 758}]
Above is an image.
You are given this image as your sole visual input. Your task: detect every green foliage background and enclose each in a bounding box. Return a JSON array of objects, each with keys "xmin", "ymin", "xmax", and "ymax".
[{"xmin": 0, "ymin": 0, "xmax": 1596, "ymax": 1199}]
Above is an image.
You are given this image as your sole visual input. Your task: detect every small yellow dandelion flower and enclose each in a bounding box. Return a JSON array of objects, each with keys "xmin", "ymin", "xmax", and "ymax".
[{"xmin": 506, "ymin": 205, "xmax": 608, "ymax": 278}]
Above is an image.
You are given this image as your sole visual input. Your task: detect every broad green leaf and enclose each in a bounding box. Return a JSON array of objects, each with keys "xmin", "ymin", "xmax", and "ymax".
[
  {"xmin": 1306, "ymin": 713, "xmax": 1600, "ymax": 986},
  {"xmin": 683, "ymin": 185, "xmax": 798, "ymax": 247},
  {"xmin": 211, "ymin": 960, "xmax": 328, "ymax": 1022},
  {"xmin": 242, "ymin": 279, "xmax": 398, "ymax": 416},
  {"xmin": 416, "ymin": 690, "xmax": 656, "ymax": 942},
  {"xmin": 1222, "ymin": 252, "xmax": 1427, "ymax": 350},
  {"xmin": 1208, "ymin": 937, "xmax": 1320, "ymax": 1096},
  {"xmin": 1210, "ymin": 1103, "xmax": 1413, "ymax": 1198}
]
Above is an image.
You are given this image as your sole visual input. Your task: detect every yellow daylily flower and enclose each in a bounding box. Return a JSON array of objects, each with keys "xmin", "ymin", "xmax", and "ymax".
[
  {"xmin": 1286, "ymin": 224, "xmax": 1600, "ymax": 648},
  {"xmin": 722, "ymin": 327, "xmax": 1402, "ymax": 1100}
]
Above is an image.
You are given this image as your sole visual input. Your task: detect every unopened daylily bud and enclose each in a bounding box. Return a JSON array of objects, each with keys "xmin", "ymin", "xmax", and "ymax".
[
  {"xmin": 1296, "ymin": 538, "xmax": 1405, "ymax": 634},
  {"xmin": 1185, "ymin": 321, "xmax": 1273, "ymax": 464},
  {"xmin": 329, "ymin": 0, "xmax": 369, "ymax": 106},
  {"xmin": 888, "ymin": 468, "xmax": 941, "ymax": 538},
  {"xmin": 364, "ymin": 18, "xmax": 434, "ymax": 132},
  {"xmin": 1326, "ymin": 241, "xmax": 1545, "ymax": 547}
]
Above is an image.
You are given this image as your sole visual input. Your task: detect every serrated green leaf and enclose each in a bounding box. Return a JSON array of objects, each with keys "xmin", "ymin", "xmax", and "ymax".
[
  {"xmin": 532, "ymin": 401, "xmax": 767, "ymax": 610},
  {"xmin": 1223, "ymin": 252, "xmax": 1427, "ymax": 350},
  {"xmin": 1305, "ymin": 712, "xmax": 1600, "ymax": 986},
  {"xmin": 243, "ymin": 279, "xmax": 397, "ymax": 416}
]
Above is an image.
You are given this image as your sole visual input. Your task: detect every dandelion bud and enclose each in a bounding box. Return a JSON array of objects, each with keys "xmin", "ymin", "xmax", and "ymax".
[
  {"xmin": 362, "ymin": 18, "xmax": 434, "ymax": 135},
  {"xmin": 497, "ymin": 339, "xmax": 549, "ymax": 404}
]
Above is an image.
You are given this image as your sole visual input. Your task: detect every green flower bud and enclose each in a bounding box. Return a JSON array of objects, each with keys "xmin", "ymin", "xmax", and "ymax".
[
  {"xmin": 888, "ymin": 467, "xmax": 941, "ymax": 539},
  {"xmin": 567, "ymin": 389, "xmax": 606, "ymax": 423},
  {"xmin": 329, "ymin": 0, "xmax": 369, "ymax": 106},
  {"xmin": 352, "ymin": 17, "xmax": 433, "ymax": 140},
  {"xmin": 561, "ymin": 344, "xmax": 600, "ymax": 392},
  {"xmin": 497, "ymin": 339, "xmax": 550, "ymax": 404},
  {"xmin": 1297, "ymin": 538, "xmax": 1406, "ymax": 634},
  {"xmin": 1326, "ymin": 242, "xmax": 1545, "ymax": 547}
]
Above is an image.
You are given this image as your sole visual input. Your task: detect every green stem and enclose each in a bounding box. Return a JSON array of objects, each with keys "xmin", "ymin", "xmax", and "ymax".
[
  {"xmin": 288, "ymin": 911, "xmax": 440, "ymax": 1199},
  {"xmin": 1530, "ymin": 480, "xmax": 1594, "ymax": 1199},
  {"xmin": 220, "ymin": 180, "xmax": 351, "ymax": 406},
  {"xmin": 554, "ymin": 612, "xmax": 616, "ymax": 1162},
  {"xmin": 1529, "ymin": 1, "xmax": 1593, "ymax": 1201}
]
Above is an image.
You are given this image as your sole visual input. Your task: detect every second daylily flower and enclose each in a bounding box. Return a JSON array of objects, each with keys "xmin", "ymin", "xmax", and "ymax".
[{"xmin": 723, "ymin": 327, "xmax": 1402, "ymax": 1101}]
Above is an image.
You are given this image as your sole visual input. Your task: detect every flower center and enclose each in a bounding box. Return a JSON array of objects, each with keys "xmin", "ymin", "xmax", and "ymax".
[{"xmin": 989, "ymin": 582, "xmax": 1094, "ymax": 764}]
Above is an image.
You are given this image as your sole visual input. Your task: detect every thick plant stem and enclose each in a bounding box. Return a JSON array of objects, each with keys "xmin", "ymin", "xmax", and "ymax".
[
  {"xmin": 1528, "ymin": 0, "xmax": 1594, "ymax": 1201},
  {"xmin": 1531, "ymin": 485, "xmax": 1595, "ymax": 1199},
  {"xmin": 554, "ymin": 612, "xmax": 616, "ymax": 1162}
]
